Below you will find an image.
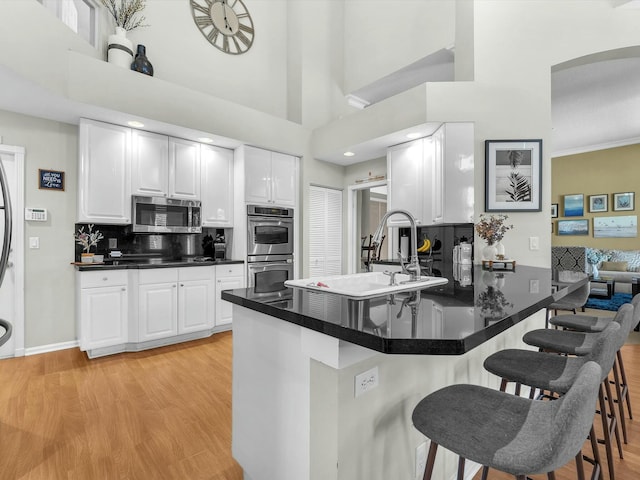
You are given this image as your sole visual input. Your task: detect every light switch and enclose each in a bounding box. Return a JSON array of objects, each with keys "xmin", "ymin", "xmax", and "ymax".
[
  {"xmin": 529, "ymin": 236, "xmax": 539, "ymax": 251},
  {"xmin": 29, "ymin": 237, "xmax": 39, "ymax": 249}
]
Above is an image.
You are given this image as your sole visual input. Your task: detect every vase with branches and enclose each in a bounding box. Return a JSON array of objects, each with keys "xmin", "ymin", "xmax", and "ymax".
[
  {"xmin": 101, "ymin": 0, "xmax": 148, "ymax": 31},
  {"xmin": 101, "ymin": 0, "xmax": 148, "ymax": 68},
  {"xmin": 475, "ymin": 213, "xmax": 513, "ymax": 260}
]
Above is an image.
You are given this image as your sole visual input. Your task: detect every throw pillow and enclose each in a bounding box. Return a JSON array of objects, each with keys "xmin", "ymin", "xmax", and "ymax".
[
  {"xmin": 609, "ymin": 250, "xmax": 640, "ymax": 271},
  {"xmin": 600, "ymin": 261, "xmax": 628, "ymax": 272}
]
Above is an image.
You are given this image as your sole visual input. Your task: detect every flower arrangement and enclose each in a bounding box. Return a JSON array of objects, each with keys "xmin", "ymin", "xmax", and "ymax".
[
  {"xmin": 100, "ymin": 0, "xmax": 148, "ymax": 31},
  {"xmin": 475, "ymin": 214, "xmax": 513, "ymax": 246},
  {"xmin": 586, "ymin": 247, "xmax": 610, "ymax": 266},
  {"xmin": 75, "ymin": 224, "xmax": 104, "ymax": 253}
]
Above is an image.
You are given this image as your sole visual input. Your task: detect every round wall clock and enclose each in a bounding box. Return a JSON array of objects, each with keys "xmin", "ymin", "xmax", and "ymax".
[{"xmin": 190, "ymin": 0, "xmax": 255, "ymax": 55}]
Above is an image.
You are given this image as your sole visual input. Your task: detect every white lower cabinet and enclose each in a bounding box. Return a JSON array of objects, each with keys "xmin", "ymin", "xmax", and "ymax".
[
  {"xmin": 77, "ymin": 270, "xmax": 128, "ymax": 351},
  {"xmin": 215, "ymin": 263, "xmax": 245, "ymax": 327},
  {"xmin": 178, "ymin": 267, "xmax": 215, "ymax": 333},
  {"xmin": 138, "ymin": 269, "xmax": 179, "ymax": 342},
  {"xmin": 78, "ymin": 264, "xmax": 240, "ymax": 357},
  {"xmin": 137, "ymin": 267, "xmax": 214, "ymax": 342}
]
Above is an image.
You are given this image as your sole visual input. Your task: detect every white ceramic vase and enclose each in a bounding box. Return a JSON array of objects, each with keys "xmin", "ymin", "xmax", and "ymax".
[
  {"xmin": 496, "ymin": 241, "xmax": 506, "ymax": 259},
  {"xmin": 107, "ymin": 27, "xmax": 134, "ymax": 68},
  {"xmin": 482, "ymin": 243, "xmax": 497, "ymax": 261}
]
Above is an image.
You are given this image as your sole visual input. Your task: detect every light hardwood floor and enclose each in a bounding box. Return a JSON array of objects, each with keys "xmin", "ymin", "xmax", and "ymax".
[
  {"xmin": 1, "ymin": 329, "xmax": 639, "ymax": 479},
  {"xmin": 0, "ymin": 332, "xmax": 243, "ymax": 480}
]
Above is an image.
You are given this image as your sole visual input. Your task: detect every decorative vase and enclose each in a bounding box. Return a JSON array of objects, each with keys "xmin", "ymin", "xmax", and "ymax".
[
  {"xmin": 482, "ymin": 243, "xmax": 497, "ymax": 261},
  {"xmin": 107, "ymin": 27, "xmax": 134, "ymax": 68},
  {"xmin": 81, "ymin": 253, "xmax": 94, "ymax": 264},
  {"xmin": 131, "ymin": 44, "xmax": 154, "ymax": 76},
  {"xmin": 591, "ymin": 264, "xmax": 599, "ymax": 279},
  {"xmin": 495, "ymin": 241, "xmax": 506, "ymax": 260}
]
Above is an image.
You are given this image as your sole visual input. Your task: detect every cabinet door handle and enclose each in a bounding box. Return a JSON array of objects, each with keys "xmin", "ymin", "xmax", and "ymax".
[
  {"xmin": 102, "ymin": 277, "xmax": 108, "ymax": 281},
  {"xmin": 121, "ymin": 287, "xmax": 126, "ymax": 291},
  {"xmin": 180, "ymin": 283, "xmax": 184, "ymax": 287},
  {"xmin": 173, "ymin": 284, "xmax": 177, "ymax": 288}
]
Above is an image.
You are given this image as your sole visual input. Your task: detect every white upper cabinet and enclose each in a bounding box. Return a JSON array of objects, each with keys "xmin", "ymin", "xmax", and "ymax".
[
  {"xmin": 169, "ymin": 137, "xmax": 201, "ymax": 200},
  {"xmin": 78, "ymin": 119, "xmax": 132, "ymax": 224},
  {"xmin": 131, "ymin": 130, "xmax": 170, "ymax": 197},
  {"xmin": 439, "ymin": 123, "xmax": 474, "ymax": 224},
  {"xmin": 244, "ymin": 146, "xmax": 297, "ymax": 206},
  {"xmin": 201, "ymin": 144, "xmax": 234, "ymax": 227},
  {"xmin": 387, "ymin": 138, "xmax": 425, "ymax": 226},
  {"xmin": 131, "ymin": 133, "xmax": 200, "ymax": 200},
  {"xmin": 387, "ymin": 122, "xmax": 474, "ymax": 226}
]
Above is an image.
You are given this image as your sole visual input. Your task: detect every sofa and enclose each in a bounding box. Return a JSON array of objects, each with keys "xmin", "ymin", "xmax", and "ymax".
[{"xmin": 552, "ymin": 246, "xmax": 640, "ymax": 294}]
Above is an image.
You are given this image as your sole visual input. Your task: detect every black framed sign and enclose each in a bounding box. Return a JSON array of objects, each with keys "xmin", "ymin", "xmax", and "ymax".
[
  {"xmin": 39, "ymin": 169, "xmax": 65, "ymax": 191},
  {"xmin": 485, "ymin": 139, "xmax": 542, "ymax": 212}
]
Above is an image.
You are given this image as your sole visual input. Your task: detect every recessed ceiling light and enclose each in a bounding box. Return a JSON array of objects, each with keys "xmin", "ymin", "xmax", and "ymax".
[
  {"xmin": 406, "ymin": 132, "xmax": 421, "ymax": 139},
  {"xmin": 198, "ymin": 137, "xmax": 214, "ymax": 143},
  {"xmin": 127, "ymin": 120, "xmax": 145, "ymax": 128},
  {"xmin": 344, "ymin": 151, "xmax": 355, "ymax": 157}
]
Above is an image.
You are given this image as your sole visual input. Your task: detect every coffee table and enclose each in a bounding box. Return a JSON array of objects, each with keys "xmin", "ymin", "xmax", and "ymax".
[{"xmin": 589, "ymin": 277, "xmax": 614, "ymax": 299}]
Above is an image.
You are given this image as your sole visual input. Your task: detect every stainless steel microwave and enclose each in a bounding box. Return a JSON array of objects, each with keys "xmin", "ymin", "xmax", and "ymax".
[{"xmin": 132, "ymin": 195, "xmax": 202, "ymax": 233}]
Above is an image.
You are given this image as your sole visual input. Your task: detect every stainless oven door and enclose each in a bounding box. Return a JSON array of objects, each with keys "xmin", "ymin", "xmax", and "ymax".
[
  {"xmin": 247, "ymin": 217, "xmax": 294, "ymax": 257},
  {"xmin": 247, "ymin": 259, "xmax": 294, "ymax": 295}
]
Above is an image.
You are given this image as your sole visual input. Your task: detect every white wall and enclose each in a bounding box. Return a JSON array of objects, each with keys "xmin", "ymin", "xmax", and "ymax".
[
  {"xmin": 342, "ymin": 0, "xmax": 456, "ymax": 93},
  {"xmin": 0, "ymin": 110, "xmax": 77, "ymax": 348},
  {"xmin": 421, "ymin": 0, "xmax": 640, "ymax": 267},
  {"xmin": 126, "ymin": 0, "xmax": 289, "ymax": 120}
]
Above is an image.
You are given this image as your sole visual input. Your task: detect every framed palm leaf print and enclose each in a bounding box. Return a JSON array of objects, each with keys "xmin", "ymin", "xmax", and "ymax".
[{"xmin": 485, "ymin": 139, "xmax": 542, "ymax": 212}]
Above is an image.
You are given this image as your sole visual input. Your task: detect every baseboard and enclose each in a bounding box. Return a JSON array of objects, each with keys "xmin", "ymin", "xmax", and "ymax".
[{"xmin": 25, "ymin": 340, "xmax": 79, "ymax": 356}]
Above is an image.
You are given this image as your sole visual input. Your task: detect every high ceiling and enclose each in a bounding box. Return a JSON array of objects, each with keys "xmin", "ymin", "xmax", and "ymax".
[
  {"xmin": 0, "ymin": 50, "xmax": 639, "ymax": 164},
  {"xmin": 551, "ymin": 55, "xmax": 640, "ymax": 157}
]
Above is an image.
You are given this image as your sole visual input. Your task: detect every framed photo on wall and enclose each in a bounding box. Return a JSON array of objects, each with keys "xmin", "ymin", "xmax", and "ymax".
[
  {"xmin": 613, "ymin": 192, "xmax": 635, "ymax": 211},
  {"xmin": 551, "ymin": 203, "xmax": 558, "ymax": 218},
  {"xmin": 557, "ymin": 219, "xmax": 589, "ymax": 236},
  {"xmin": 563, "ymin": 193, "xmax": 584, "ymax": 217},
  {"xmin": 588, "ymin": 194, "xmax": 608, "ymax": 213},
  {"xmin": 594, "ymin": 215, "xmax": 637, "ymax": 238},
  {"xmin": 485, "ymin": 139, "xmax": 542, "ymax": 212}
]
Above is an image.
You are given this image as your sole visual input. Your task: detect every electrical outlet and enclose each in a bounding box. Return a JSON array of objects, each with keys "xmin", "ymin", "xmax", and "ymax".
[
  {"xmin": 108, "ymin": 238, "xmax": 118, "ymax": 249},
  {"xmin": 354, "ymin": 366, "xmax": 379, "ymax": 397},
  {"xmin": 529, "ymin": 236, "xmax": 539, "ymax": 251},
  {"xmin": 415, "ymin": 441, "xmax": 428, "ymax": 477}
]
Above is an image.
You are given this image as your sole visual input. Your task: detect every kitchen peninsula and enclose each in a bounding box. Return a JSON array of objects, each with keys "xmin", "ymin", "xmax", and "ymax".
[{"xmin": 222, "ymin": 265, "xmax": 587, "ymax": 480}]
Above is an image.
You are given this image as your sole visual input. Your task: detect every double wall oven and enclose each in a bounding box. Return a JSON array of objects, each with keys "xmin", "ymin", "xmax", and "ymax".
[{"xmin": 246, "ymin": 205, "xmax": 294, "ymax": 295}]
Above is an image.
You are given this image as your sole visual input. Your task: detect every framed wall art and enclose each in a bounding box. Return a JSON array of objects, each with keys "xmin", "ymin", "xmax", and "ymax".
[
  {"xmin": 551, "ymin": 203, "xmax": 558, "ymax": 218},
  {"xmin": 485, "ymin": 139, "xmax": 542, "ymax": 212},
  {"xmin": 39, "ymin": 169, "xmax": 65, "ymax": 191},
  {"xmin": 557, "ymin": 219, "xmax": 589, "ymax": 236},
  {"xmin": 613, "ymin": 192, "xmax": 635, "ymax": 211},
  {"xmin": 563, "ymin": 194, "xmax": 584, "ymax": 217},
  {"xmin": 588, "ymin": 194, "xmax": 607, "ymax": 213},
  {"xmin": 593, "ymin": 215, "xmax": 637, "ymax": 238}
]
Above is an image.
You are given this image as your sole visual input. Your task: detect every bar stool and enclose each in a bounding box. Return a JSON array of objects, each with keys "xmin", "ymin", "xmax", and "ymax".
[
  {"xmin": 483, "ymin": 319, "xmax": 628, "ymax": 480},
  {"xmin": 546, "ymin": 272, "xmax": 590, "ymax": 327},
  {"xmin": 411, "ymin": 362, "xmax": 602, "ymax": 480},
  {"xmin": 545, "ymin": 295, "xmax": 640, "ymax": 444}
]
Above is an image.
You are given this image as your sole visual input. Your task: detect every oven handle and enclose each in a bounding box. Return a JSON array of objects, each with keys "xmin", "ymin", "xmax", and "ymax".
[{"xmin": 248, "ymin": 262, "xmax": 293, "ymax": 268}]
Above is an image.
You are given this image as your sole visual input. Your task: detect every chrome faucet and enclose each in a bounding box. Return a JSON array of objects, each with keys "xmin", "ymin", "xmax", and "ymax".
[{"xmin": 371, "ymin": 209, "xmax": 421, "ymax": 282}]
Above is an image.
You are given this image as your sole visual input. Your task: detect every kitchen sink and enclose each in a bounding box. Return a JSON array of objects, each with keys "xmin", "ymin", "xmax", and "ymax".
[{"xmin": 284, "ymin": 272, "xmax": 448, "ymax": 299}]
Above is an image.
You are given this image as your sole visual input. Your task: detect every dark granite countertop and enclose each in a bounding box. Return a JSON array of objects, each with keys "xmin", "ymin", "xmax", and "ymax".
[
  {"xmin": 75, "ymin": 258, "xmax": 244, "ymax": 271},
  {"xmin": 221, "ymin": 264, "xmax": 586, "ymax": 355}
]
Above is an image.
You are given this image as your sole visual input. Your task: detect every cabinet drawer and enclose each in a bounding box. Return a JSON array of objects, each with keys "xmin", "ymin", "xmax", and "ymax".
[
  {"xmin": 216, "ymin": 263, "xmax": 244, "ymax": 277},
  {"xmin": 178, "ymin": 266, "xmax": 214, "ymax": 281},
  {"xmin": 79, "ymin": 270, "xmax": 128, "ymax": 288},
  {"xmin": 139, "ymin": 268, "xmax": 178, "ymax": 284}
]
